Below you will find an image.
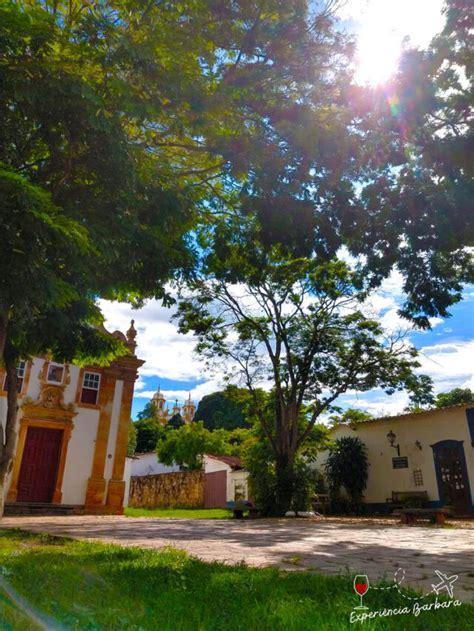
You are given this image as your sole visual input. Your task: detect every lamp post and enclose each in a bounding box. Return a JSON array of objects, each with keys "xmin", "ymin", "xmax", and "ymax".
[{"xmin": 387, "ymin": 430, "xmax": 400, "ymax": 457}]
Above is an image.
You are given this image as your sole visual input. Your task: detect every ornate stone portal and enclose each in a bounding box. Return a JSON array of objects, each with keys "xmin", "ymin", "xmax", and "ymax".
[{"xmin": 7, "ymin": 361, "xmax": 77, "ymax": 504}]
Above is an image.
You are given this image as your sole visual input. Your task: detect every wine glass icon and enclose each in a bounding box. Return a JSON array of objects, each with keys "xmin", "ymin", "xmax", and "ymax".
[{"xmin": 353, "ymin": 575, "xmax": 370, "ymax": 609}]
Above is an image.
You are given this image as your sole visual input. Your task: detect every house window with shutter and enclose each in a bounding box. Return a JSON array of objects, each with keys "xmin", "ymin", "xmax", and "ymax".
[{"xmin": 80, "ymin": 371, "xmax": 101, "ymax": 405}]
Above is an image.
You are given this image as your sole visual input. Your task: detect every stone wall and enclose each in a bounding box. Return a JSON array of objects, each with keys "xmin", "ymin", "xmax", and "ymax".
[{"xmin": 128, "ymin": 470, "xmax": 205, "ymax": 508}]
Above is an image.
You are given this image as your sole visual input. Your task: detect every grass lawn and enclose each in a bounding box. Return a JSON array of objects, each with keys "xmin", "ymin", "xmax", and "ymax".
[
  {"xmin": 0, "ymin": 530, "xmax": 473, "ymax": 630},
  {"xmin": 124, "ymin": 507, "xmax": 233, "ymax": 519}
]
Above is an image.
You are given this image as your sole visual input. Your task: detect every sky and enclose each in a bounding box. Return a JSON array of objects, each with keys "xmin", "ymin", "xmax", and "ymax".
[{"xmin": 100, "ymin": 0, "xmax": 473, "ymax": 421}]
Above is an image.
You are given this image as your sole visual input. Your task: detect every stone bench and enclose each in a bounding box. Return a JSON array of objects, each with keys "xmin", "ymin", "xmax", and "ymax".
[
  {"xmin": 225, "ymin": 500, "xmax": 259, "ymax": 519},
  {"xmin": 397, "ymin": 507, "xmax": 453, "ymax": 525}
]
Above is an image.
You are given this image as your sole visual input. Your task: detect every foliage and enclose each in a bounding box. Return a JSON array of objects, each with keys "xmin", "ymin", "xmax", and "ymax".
[
  {"xmin": 325, "ymin": 436, "xmax": 369, "ymax": 513},
  {"xmin": 194, "ymin": 386, "xmax": 250, "ymax": 430},
  {"xmin": 156, "ymin": 422, "xmax": 237, "ymax": 470},
  {"xmin": 328, "ymin": 407, "xmax": 373, "ymax": 427},
  {"xmin": 362, "ymin": 0, "xmax": 474, "ymax": 325},
  {"xmin": 127, "ymin": 421, "xmax": 137, "ymax": 457},
  {"xmin": 435, "ymin": 388, "xmax": 474, "ymax": 408},
  {"xmin": 290, "ymin": 463, "xmax": 321, "ymax": 513},
  {"xmin": 405, "ymin": 375, "xmax": 436, "ymax": 411},
  {"xmin": 133, "ymin": 418, "xmax": 165, "ymax": 454},
  {"xmin": 241, "ymin": 433, "xmax": 277, "ymax": 517},
  {"xmin": 242, "ymin": 414, "xmax": 328, "ymax": 516},
  {"xmin": 137, "ymin": 402, "xmax": 159, "ymax": 422},
  {"xmin": 167, "ymin": 414, "xmax": 185, "ymax": 430}
]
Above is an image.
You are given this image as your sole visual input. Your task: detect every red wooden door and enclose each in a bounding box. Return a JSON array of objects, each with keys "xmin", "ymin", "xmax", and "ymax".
[
  {"xmin": 204, "ymin": 471, "xmax": 227, "ymax": 508},
  {"xmin": 17, "ymin": 427, "xmax": 63, "ymax": 503}
]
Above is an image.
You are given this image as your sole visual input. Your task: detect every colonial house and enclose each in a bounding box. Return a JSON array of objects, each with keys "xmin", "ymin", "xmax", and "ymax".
[
  {"xmin": 203, "ymin": 454, "xmax": 249, "ymax": 506},
  {"xmin": 0, "ymin": 321, "xmax": 143, "ymax": 515},
  {"xmin": 318, "ymin": 404, "xmax": 474, "ymax": 515}
]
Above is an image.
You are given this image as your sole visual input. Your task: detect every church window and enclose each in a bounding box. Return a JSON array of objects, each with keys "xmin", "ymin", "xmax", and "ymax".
[
  {"xmin": 2, "ymin": 360, "xmax": 26, "ymax": 393},
  {"xmin": 80, "ymin": 371, "xmax": 101, "ymax": 404},
  {"xmin": 47, "ymin": 362, "xmax": 64, "ymax": 384}
]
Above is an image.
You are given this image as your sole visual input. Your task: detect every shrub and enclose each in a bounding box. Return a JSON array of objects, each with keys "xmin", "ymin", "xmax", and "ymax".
[{"xmin": 325, "ymin": 436, "xmax": 368, "ymax": 514}]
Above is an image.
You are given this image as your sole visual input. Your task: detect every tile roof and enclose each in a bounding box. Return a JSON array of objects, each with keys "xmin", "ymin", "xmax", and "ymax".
[{"xmin": 205, "ymin": 454, "xmax": 244, "ymax": 470}]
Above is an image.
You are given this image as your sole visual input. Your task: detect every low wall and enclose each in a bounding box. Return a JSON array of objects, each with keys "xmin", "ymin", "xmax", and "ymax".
[{"xmin": 128, "ymin": 470, "xmax": 205, "ymax": 508}]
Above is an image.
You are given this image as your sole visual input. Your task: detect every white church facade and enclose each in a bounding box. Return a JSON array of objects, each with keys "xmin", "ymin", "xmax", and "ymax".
[{"xmin": 0, "ymin": 322, "xmax": 143, "ymax": 514}]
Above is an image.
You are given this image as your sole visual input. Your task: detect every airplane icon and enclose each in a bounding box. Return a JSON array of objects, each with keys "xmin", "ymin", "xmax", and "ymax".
[{"xmin": 431, "ymin": 570, "xmax": 458, "ymax": 598}]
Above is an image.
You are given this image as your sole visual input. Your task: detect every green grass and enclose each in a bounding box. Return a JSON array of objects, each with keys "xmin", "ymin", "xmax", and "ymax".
[
  {"xmin": 124, "ymin": 507, "xmax": 233, "ymax": 519},
  {"xmin": 0, "ymin": 529, "xmax": 472, "ymax": 630}
]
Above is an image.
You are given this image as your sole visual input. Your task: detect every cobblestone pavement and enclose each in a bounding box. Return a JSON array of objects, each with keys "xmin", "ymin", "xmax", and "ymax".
[{"xmin": 2, "ymin": 515, "xmax": 473, "ymax": 601}]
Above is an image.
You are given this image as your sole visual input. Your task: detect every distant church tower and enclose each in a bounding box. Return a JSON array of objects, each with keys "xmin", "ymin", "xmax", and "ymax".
[
  {"xmin": 182, "ymin": 393, "xmax": 196, "ymax": 424},
  {"xmin": 149, "ymin": 387, "xmax": 195, "ymax": 425}
]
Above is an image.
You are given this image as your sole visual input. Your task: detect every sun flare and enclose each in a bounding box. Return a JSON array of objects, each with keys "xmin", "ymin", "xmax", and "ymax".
[{"xmin": 343, "ymin": 0, "xmax": 445, "ymax": 86}]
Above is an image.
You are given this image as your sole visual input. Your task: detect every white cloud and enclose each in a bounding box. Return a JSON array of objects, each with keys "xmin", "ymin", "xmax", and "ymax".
[
  {"xmin": 133, "ymin": 379, "xmax": 222, "ymax": 404},
  {"xmin": 343, "ymin": 391, "xmax": 410, "ymax": 418},
  {"xmin": 99, "ymin": 298, "xmax": 209, "ymax": 382},
  {"xmin": 417, "ymin": 340, "xmax": 474, "ymax": 393}
]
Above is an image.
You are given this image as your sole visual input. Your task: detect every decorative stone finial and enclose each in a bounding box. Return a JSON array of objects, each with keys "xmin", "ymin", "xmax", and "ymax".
[{"xmin": 126, "ymin": 319, "xmax": 137, "ymax": 354}]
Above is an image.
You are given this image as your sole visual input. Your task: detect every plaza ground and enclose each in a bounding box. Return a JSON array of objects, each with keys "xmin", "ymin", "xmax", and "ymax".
[{"xmin": 1, "ymin": 514, "xmax": 473, "ymax": 602}]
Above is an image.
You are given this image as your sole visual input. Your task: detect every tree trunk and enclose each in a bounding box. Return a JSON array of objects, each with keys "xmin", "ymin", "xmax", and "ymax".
[
  {"xmin": 0, "ymin": 311, "xmax": 7, "ymax": 360},
  {"xmin": 0, "ymin": 360, "xmax": 19, "ymax": 519},
  {"xmin": 272, "ymin": 402, "xmax": 299, "ymax": 516},
  {"xmin": 274, "ymin": 452, "xmax": 295, "ymax": 516}
]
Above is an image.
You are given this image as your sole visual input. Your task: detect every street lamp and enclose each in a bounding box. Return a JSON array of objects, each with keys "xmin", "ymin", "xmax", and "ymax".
[{"xmin": 387, "ymin": 430, "xmax": 400, "ymax": 457}]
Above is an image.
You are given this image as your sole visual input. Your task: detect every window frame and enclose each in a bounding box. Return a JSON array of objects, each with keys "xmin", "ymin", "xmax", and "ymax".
[
  {"xmin": 46, "ymin": 362, "xmax": 65, "ymax": 385},
  {"xmin": 80, "ymin": 370, "xmax": 101, "ymax": 406}
]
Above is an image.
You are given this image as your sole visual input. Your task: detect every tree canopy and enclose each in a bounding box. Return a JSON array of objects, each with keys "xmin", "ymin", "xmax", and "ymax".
[
  {"xmin": 156, "ymin": 422, "xmax": 241, "ymax": 470},
  {"xmin": 133, "ymin": 418, "xmax": 165, "ymax": 454},
  {"xmin": 435, "ymin": 387, "xmax": 474, "ymax": 408}
]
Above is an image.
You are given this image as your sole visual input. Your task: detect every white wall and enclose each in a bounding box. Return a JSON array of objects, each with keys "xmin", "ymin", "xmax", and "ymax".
[
  {"xmin": 130, "ymin": 453, "xmax": 180, "ymax": 477},
  {"xmin": 61, "ymin": 407, "xmax": 100, "ymax": 504},
  {"xmin": 203, "ymin": 456, "xmax": 249, "ymax": 501},
  {"xmin": 317, "ymin": 406, "xmax": 474, "ymax": 506}
]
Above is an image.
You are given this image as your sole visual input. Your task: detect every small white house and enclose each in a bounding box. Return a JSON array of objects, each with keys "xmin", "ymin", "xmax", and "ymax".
[
  {"xmin": 203, "ymin": 454, "xmax": 249, "ymax": 502},
  {"xmin": 317, "ymin": 404, "xmax": 474, "ymax": 515}
]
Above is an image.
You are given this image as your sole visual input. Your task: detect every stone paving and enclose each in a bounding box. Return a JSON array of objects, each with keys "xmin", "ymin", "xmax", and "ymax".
[{"xmin": 2, "ymin": 515, "xmax": 474, "ymax": 601}]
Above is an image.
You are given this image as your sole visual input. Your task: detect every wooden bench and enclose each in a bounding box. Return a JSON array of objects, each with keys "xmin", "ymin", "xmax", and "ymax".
[
  {"xmin": 386, "ymin": 491, "xmax": 429, "ymax": 513},
  {"xmin": 398, "ymin": 507, "xmax": 453, "ymax": 525}
]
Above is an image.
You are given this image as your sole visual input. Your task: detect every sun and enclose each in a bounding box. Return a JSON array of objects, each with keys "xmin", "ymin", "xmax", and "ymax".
[
  {"xmin": 354, "ymin": 24, "xmax": 403, "ymax": 85},
  {"xmin": 346, "ymin": 0, "xmax": 445, "ymax": 86}
]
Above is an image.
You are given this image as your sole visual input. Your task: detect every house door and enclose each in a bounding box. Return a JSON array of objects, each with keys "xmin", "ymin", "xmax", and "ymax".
[
  {"xmin": 17, "ymin": 427, "xmax": 63, "ymax": 503},
  {"xmin": 204, "ymin": 471, "xmax": 227, "ymax": 508},
  {"xmin": 432, "ymin": 440, "xmax": 472, "ymax": 515}
]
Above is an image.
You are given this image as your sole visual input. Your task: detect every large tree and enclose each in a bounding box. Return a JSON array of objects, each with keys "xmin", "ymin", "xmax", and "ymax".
[{"xmin": 177, "ymin": 229, "xmax": 430, "ymax": 514}]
